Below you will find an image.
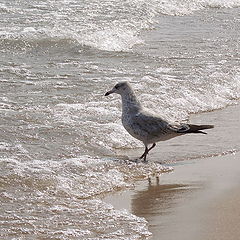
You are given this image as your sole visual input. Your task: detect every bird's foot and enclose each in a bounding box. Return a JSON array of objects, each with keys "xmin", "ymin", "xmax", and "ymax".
[
  {"xmin": 126, "ymin": 158, "xmax": 141, "ymax": 163},
  {"xmin": 139, "ymin": 153, "xmax": 148, "ymax": 163},
  {"xmin": 137, "ymin": 157, "xmax": 148, "ymax": 163},
  {"xmin": 130, "ymin": 158, "xmax": 148, "ymax": 164}
]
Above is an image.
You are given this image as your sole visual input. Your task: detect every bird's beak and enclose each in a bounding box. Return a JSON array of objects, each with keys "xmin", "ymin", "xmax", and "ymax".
[{"xmin": 104, "ymin": 89, "xmax": 115, "ymax": 96}]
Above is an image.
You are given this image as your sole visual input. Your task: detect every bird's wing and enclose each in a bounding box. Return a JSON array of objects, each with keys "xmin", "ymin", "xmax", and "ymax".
[{"xmin": 133, "ymin": 112, "xmax": 171, "ymax": 136}]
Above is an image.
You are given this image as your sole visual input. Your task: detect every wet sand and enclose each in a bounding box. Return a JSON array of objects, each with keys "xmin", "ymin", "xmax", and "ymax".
[{"xmin": 104, "ymin": 104, "xmax": 240, "ymax": 240}]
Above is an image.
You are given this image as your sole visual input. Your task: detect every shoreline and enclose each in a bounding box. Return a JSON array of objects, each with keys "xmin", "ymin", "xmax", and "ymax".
[{"xmin": 103, "ymin": 103, "xmax": 240, "ymax": 240}]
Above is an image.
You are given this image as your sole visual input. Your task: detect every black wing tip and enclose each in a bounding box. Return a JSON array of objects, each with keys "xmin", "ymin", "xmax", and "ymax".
[
  {"xmin": 192, "ymin": 124, "xmax": 214, "ymax": 130},
  {"xmin": 185, "ymin": 124, "xmax": 214, "ymax": 134}
]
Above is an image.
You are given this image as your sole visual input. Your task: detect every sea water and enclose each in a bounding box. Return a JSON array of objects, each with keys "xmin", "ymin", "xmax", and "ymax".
[{"xmin": 0, "ymin": 0, "xmax": 240, "ymax": 239}]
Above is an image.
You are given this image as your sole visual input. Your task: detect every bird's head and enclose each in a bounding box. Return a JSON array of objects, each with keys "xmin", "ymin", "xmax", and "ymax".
[{"xmin": 105, "ymin": 81, "xmax": 130, "ymax": 96}]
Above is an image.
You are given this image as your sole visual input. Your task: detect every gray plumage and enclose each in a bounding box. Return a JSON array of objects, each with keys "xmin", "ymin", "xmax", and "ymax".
[{"xmin": 105, "ymin": 81, "xmax": 214, "ymax": 162}]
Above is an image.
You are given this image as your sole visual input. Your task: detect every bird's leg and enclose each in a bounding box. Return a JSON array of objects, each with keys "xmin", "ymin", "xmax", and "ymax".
[
  {"xmin": 148, "ymin": 143, "xmax": 156, "ymax": 153},
  {"xmin": 139, "ymin": 146, "xmax": 148, "ymax": 159},
  {"xmin": 139, "ymin": 143, "xmax": 156, "ymax": 162}
]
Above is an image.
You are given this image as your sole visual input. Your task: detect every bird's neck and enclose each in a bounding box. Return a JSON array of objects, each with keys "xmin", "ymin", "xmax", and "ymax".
[{"xmin": 121, "ymin": 89, "xmax": 142, "ymax": 114}]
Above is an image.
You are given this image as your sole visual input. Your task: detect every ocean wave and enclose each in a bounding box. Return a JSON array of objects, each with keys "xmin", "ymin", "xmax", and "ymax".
[
  {"xmin": 0, "ymin": 156, "xmax": 171, "ymax": 198},
  {"xmin": 1, "ymin": 0, "xmax": 239, "ymax": 52},
  {"xmin": 53, "ymin": 102, "xmax": 143, "ymax": 151},
  {"xmin": 0, "ymin": 156, "xmax": 169, "ymax": 239},
  {"xmin": 137, "ymin": 71, "xmax": 240, "ymax": 121},
  {"xmin": 1, "ymin": 156, "xmax": 158, "ymax": 239},
  {"xmin": 0, "ymin": 27, "xmax": 143, "ymax": 52},
  {"xmin": 1, "ymin": 196, "xmax": 151, "ymax": 239},
  {"xmin": 152, "ymin": 0, "xmax": 240, "ymax": 16},
  {"xmin": 0, "ymin": 27, "xmax": 77, "ymax": 50},
  {"xmin": 81, "ymin": 28, "xmax": 144, "ymax": 52}
]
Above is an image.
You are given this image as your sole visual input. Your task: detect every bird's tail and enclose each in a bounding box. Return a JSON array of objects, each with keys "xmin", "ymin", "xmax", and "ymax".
[{"xmin": 186, "ymin": 124, "xmax": 214, "ymax": 134}]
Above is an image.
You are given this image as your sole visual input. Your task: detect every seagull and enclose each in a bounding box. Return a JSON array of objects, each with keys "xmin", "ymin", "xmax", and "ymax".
[{"xmin": 105, "ymin": 81, "xmax": 214, "ymax": 162}]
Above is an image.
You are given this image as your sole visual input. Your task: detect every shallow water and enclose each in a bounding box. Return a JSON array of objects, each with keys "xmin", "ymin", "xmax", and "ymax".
[{"xmin": 0, "ymin": 0, "xmax": 240, "ymax": 239}]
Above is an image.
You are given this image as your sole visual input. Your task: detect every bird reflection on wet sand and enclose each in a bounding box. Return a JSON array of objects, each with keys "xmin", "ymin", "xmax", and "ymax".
[{"xmin": 131, "ymin": 177, "xmax": 201, "ymax": 220}]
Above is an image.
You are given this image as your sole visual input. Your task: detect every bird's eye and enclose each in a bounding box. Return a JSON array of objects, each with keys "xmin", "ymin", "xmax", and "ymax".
[{"xmin": 115, "ymin": 85, "xmax": 119, "ymax": 89}]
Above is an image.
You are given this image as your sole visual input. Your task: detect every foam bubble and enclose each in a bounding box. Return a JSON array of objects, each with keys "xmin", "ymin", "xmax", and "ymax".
[{"xmin": 0, "ymin": 3, "xmax": 14, "ymax": 13}]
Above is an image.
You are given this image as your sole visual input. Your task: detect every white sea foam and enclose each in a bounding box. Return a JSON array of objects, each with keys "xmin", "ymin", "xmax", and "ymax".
[
  {"xmin": 140, "ymin": 68, "xmax": 240, "ymax": 118},
  {"xmin": 0, "ymin": 156, "xmax": 170, "ymax": 238},
  {"xmin": 0, "ymin": 156, "xmax": 171, "ymax": 198},
  {"xmin": 82, "ymin": 28, "xmax": 144, "ymax": 52},
  {"xmin": 1, "ymin": 0, "xmax": 239, "ymax": 52},
  {"xmin": 53, "ymin": 102, "xmax": 143, "ymax": 150}
]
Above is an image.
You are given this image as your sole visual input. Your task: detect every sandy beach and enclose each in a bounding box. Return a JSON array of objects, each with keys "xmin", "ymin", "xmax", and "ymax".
[
  {"xmin": 1, "ymin": 2, "xmax": 240, "ymax": 238},
  {"xmin": 104, "ymin": 104, "xmax": 240, "ymax": 240}
]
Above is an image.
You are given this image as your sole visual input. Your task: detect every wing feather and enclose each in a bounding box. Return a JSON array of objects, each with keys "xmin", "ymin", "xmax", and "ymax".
[{"xmin": 133, "ymin": 112, "xmax": 171, "ymax": 137}]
